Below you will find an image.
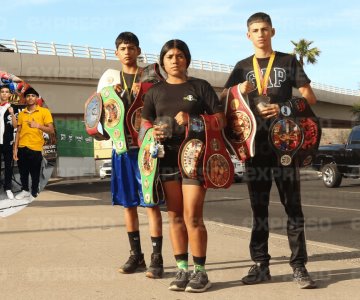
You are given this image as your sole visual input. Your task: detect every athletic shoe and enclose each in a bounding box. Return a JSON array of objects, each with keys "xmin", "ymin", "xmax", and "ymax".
[
  {"xmin": 118, "ymin": 251, "xmax": 146, "ymax": 274},
  {"xmin": 168, "ymin": 269, "xmax": 190, "ymax": 291},
  {"xmin": 293, "ymin": 266, "xmax": 317, "ymax": 289},
  {"xmin": 28, "ymin": 195, "xmax": 35, "ymax": 203},
  {"xmin": 6, "ymin": 190, "xmax": 14, "ymax": 200},
  {"xmin": 185, "ymin": 270, "xmax": 211, "ymax": 293},
  {"xmin": 15, "ymin": 190, "xmax": 31, "ymax": 200},
  {"xmin": 242, "ymin": 263, "xmax": 271, "ymax": 285},
  {"xmin": 145, "ymin": 253, "xmax": 164, "ymax": 278}
]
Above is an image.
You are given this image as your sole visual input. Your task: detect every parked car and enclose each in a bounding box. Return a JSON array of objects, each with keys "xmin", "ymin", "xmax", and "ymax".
[
  {"xmin": 312, "ymin": 125, "xmax": 360, "ymax": 187},
  {"xmin": 99, "ymin": 161, "xmax": 112, "ymax": 179},
  {"xmin": 0, "ymin": 44, "xmax": 14, "ymax": 52},
  {"xmin": 231, "ymin": 155, "xmax": 245, "ymax": 183}
]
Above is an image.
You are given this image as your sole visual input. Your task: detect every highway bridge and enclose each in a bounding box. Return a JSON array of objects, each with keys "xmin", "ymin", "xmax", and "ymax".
[{"xmin": 0, "ymin": 39, "xmax": 359, "ymax": 177}]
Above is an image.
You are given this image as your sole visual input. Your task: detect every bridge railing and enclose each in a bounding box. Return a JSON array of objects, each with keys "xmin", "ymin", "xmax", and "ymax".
[
  {"xmin": 1, "ymin": 38, "xmax": 359, "ymax": 96},
  {"xmin": 0, "ymin": 38, "xmax": 233, "ymax": 73},
  {"xmin": 310, "ymin": 82, "xmax": 360, "ymax": 96}
]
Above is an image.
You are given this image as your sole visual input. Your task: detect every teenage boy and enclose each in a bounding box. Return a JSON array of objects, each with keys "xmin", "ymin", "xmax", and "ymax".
[
  {"xmin": 0, "ymin": 85, "xmax": 18, "ymax": 199},
  {"xmin": 224, "ymin": 12, "xmax": 317, "ymax": 289},
  {"xmin": 110, "ymin": 32, "xmax": 163, "ymax": 278},
  {"xmin": 13, "ymin": 87, "xmax": 54, "ymax": 202}
]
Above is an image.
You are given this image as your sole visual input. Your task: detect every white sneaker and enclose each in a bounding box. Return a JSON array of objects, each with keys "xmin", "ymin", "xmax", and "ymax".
[
  {"xmin": 28, "ymin": 195, "xmax": 35, "ymax": 203},
  {"xmin": 6, "ymin": 190, "xmax": 14, "ymax": 200},
  {"xmin": 15, "ymin": 190, "xmax": 31, "ymax": 200}
]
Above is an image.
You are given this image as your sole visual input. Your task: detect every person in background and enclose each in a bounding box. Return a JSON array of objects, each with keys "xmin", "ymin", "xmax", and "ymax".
[
  {"xmin": 13, "ymin": 87, "xmax": 54, "ymax": 202},
  {"xmin": 0, "ymin": 85, "xmax": 18, "ymax": 199}
]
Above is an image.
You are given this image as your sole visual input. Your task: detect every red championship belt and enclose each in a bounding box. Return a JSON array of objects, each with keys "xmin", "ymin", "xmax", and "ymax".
[
  {"xmin": 126, "ymin": 63, "xmax": 165, "ymax": 147},
  {"xmin": 202, "ymin": 114, "xmax": 234, "ymax": 189},
  {"xmin": 84, "ymin": 92, "xmax": 109, "ymax": 141},
  {"xmin": 126, "ymin": 81, "xmax": 154, "ymax": 147},
  {"xmin": 222, "ymin": 84, "xmax": 257, "ymax": 162}
]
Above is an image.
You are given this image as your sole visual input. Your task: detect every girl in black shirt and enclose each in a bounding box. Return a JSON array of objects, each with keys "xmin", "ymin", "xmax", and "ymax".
[{"xmin": 142, "ymin": 39, "xmax": 224, "ymax": 293}]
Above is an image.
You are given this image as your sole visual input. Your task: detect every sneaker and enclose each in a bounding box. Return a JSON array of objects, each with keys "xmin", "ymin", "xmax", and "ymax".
[
  {"xmin": 15, "ymin": 190, "xmax": 31, "ymax": 200},
  {"xmin": 293, "ymin": 266, "xmax": 317, "ymax": 289},
  {"xmin": 28, "ymin": 195, "xmax": 35, "ymax": 203},
  {"xmin": 185, "ymin": 270, "xmax": 211, "ymax": 293},
  {"xmin": 145, "ymin": 253, "xmax": 164, "ymax": 279},
  {"xmin": 169, "ymin": 269, "xmax": 190, "ymax": 291},
  {"xmin": 242, "ymin": 263, "xmax": 271, "ymax": 285},
  {"xmin": 118, "ymin": 251, "xmax": 146, "ymax": 274},
  {"xmin": 6, "ymin": 190, "xmax": 14, "ymax": 200}
]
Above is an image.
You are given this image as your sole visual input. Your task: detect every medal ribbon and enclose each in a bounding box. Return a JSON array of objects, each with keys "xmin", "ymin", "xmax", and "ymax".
[
  {"xmin": 121, "ymin": 68, "xmax": 139, "ymax": 99},
  {"xmin": 253, "ymin": 52, "xmax": 276, "ymax": 95}
]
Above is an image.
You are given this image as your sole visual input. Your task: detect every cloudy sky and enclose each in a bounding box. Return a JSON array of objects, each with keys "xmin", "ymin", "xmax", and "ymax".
[{"xmin": 2, "ymin": 0, "xmax": 360, "ymax": 90}]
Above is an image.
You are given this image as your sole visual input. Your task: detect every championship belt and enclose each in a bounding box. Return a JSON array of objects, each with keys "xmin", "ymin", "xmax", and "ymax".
[
  {"xmin": 100, "ymin": 86, "xmax": 127, "ymax": 154},
  {"xmin": 84, "ymin": 92, "xmax": 109, "ymax": 141},
  {"xmin": 126, "ymin": 63, "xmax": 165, "ymax": 147},
  {"xmin": 97, "ymin": 69, "xmax": 121, "ymax": 92},
  {"xmin": 139, "ymin": 63, "xmax": 165, "ymax": 83},
  {"xmin": 179, "ymin": 116, "xmax": 206, "ymax": 182},
  {"xmin": 126, "ymin": 82, "xmax": 155, "ymax": 147},
  {"xmin": 269, "ymin": 97, "xmax": 321, "ymax": 167},
  {"xmin": 138, "ymin": 128, "xmax": 164, "ymax": 206},
  {"xmin": 222, "ymin": 84, "xmax": 257, "ymax": 162},
  {"xmin": 202, "ymin": 114, "xmax": 234, "ymax": 189}
]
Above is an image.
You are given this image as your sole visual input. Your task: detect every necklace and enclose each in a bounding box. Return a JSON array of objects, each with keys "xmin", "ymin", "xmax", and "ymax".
[{"xmin": 121, "ymin": 68, "xmax": 139, "ymax": 99}]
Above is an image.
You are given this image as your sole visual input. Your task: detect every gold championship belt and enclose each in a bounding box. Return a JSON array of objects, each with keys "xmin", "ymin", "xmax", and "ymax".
[
  {"xmin": 84, "ymin": 92, "xmax": 110, "ymax": 141},
  {"xmin": 222, "ymin": 84, "xmax": 257, "ymax": 162},
  {"xmin": 269, "ymin": 97, "xmax": 321, "ymax": 167},
  {"xmin": 202, "ymin": 114, "xmax": 234, "ymax": 189},
  {"xmin": 179, "ymin": 116, "xmax": 206, "ymax": 181}
]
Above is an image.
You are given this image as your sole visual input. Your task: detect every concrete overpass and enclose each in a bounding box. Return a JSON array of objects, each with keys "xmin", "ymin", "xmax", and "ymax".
[
  {"xmin": 1, "ymin": 52, "xmax": 359, "ymax": 124},
  {"xmin": 1, "ymin": 44, "xmax": 359, "ymax": 177}
]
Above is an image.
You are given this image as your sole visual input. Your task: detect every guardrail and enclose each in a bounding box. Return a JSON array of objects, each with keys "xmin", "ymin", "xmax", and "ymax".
[
  {"xmin": 0, "ymin": 38, "xmax": 233, "ymax": 73},
  {"xmin": 1, "ymin": 38, "xmax": 359, "ymax": 96}
]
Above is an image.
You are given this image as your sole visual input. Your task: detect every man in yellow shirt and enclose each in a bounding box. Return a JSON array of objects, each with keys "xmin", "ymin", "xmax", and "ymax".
[{"xmin": 13, "ymin": 87, "xmax": 54, "ymax": 201}]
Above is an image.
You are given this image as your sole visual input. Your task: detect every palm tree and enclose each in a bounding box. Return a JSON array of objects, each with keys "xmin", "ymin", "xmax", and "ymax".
[
  {"xmin": 350, "ymin": 103, "xmax": 360, "ymax": 121},
  {"xmin": 291, "ymin": 39, "xmax": 321, "ymax": 66}
]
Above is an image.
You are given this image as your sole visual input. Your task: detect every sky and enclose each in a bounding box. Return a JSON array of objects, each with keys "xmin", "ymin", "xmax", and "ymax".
[{"xmin": 2, "ymin": 0, "xmax": 360, "ymax": 90}]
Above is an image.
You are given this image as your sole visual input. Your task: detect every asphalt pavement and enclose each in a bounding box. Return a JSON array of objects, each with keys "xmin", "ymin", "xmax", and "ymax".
[{"xmin": 1, "ymin": 181, "xmax": 360, "ymax": 300}]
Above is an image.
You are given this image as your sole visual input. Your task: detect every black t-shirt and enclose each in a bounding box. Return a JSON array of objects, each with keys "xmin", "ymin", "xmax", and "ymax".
[
  {"xmin": 0, "ymin": 104, "xmax": 19, "ymax": 146},
  {"xmin": 119, "ymin": 71, "xmax": 141, "ymax": 147},
  {"xmin": 225, "ymin": 51, "xmax": 310, "ymax": 136},
  {"xmin": 121, "ymin": 72, "xmax": 139, "ymax": 111},
  {"xmin": 142, "ymin": 77, "xmax": 223, "ymax": 144}
]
